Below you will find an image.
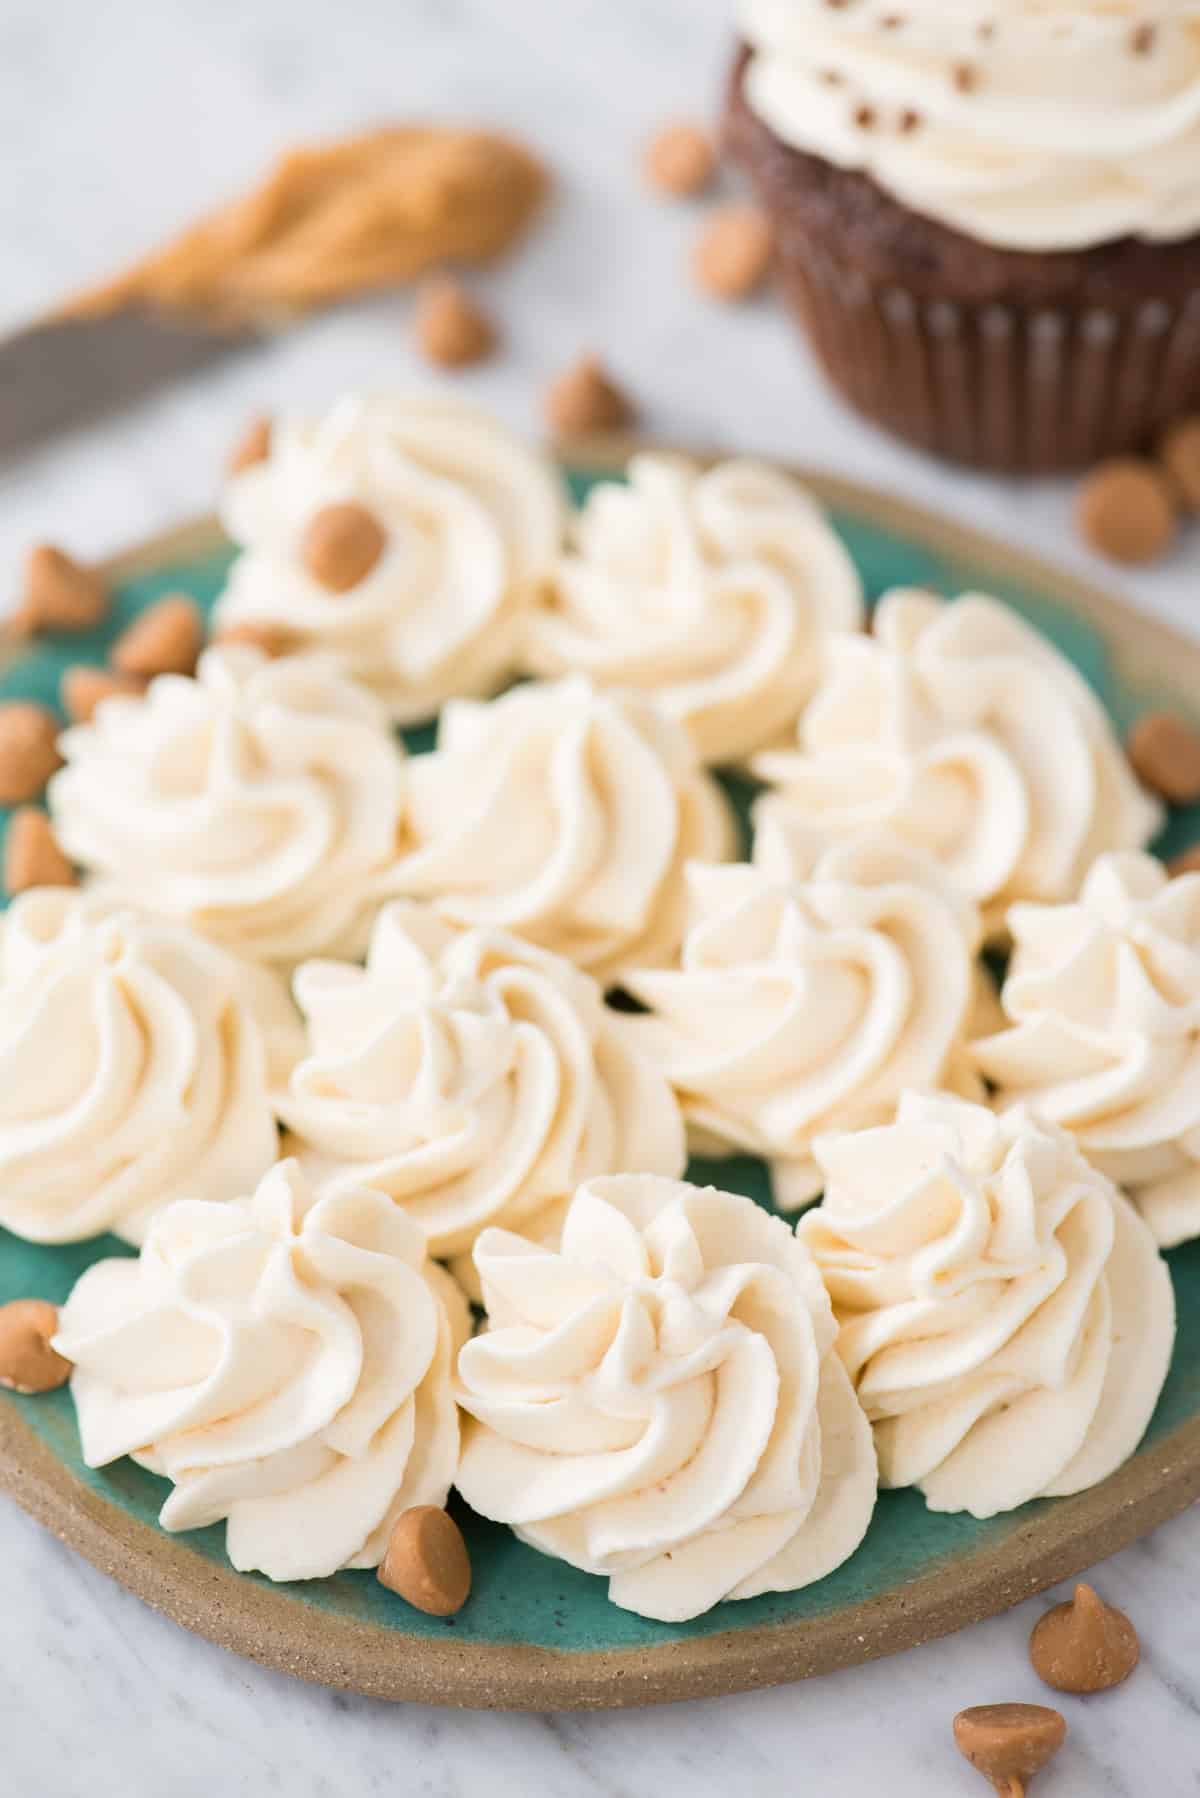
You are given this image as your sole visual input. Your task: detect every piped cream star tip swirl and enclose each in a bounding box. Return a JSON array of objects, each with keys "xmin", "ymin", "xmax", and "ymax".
[
  {"xmin": 49, "ymin": 645, "xmax": 409, "ymax": 967},
  {"xmin": 0, "ymin": 889, "xmax": 300, "ymax": 1245},
  {"xmin": 801, "ymin": 1093, "xmax": 1175, "ymax": 1519},
  {"xmin": 973, "ymin": 850, "xmax": 1200, "ymax": 1249},
  {"xmin": 215, "ymin": 393, "xmax": 567, "ymax": 724},
  {"xmin": 53, "ymin": 1160, "xmax": 470, "ymax": 1583},
  {"xmin": 455, "ymin": 1172, "xmax": 877, "ymax": 1622}
]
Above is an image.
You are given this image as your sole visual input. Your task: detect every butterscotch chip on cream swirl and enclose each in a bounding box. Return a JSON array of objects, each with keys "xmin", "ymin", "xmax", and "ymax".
[
  {"xmin": 973, "ymin": 851, "xmax": 1200, "ymax": 1249},
  {"xmin": 392, "ymin": 676, "xmax": 737, "ymax": 984},
  {"xmin": 53, "ymin": 1161, "xmax": 469, "ymax": 1582},
  {"xmin": 455, "ymin": 1173, "xmax": 877, "ymax": 1622},
  {"xmin": 48, "ymin": 646, "xmax": 408, "ymax": 966},
  {"xmin": 278, "ymin": 902, "xmax": 686, "ymax": 1271},
  {"xmin": 801, "ymin": 1095, "xmax": 1174, "ymax": 1518},
  {"xmin": 623, "ymin": 811, "xmax": 981, "ymax": 1210},
  {"xmin": 0, "ymin": 890, "xmax": 300, "ymax": 1245},
  {"xmin": 752, "ymin": 590, "xmax": 1163, "ymax": 934},
  {"xmin": 523, "ymin": 454, "xmax": 863, "ymax": 765},
  {"xmin": 213, "ymin": 393, "xmax": 566, "ymax": 725}
]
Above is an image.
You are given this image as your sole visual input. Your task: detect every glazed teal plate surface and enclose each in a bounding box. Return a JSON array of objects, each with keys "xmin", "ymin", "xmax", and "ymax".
[{"xmin": 1, "ymin": 461, "xmax": 1198, "ymax": 1708}]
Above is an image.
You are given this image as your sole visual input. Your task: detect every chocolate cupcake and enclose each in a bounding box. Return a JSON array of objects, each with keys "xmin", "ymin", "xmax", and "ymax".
[{"xmin": 726, "ymin": 4, "xmax": 1200, "ymax": 473}]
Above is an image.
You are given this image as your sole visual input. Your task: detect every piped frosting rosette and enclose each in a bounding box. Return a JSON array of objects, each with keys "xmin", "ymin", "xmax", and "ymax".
[
  {"xmin": 738, "ymin": 0, "xmax": 1200, "ymax": 254},
  {"xmin": 0, "ymin": 889, "xmax": 300, "ymax": 1245},
  {"xmin": 392, "ymin": 676, "xmax": 737, "ymax": 985},
  {"xmin": 800, "ymin": 1094, "xmax": 1174, "ymax": 1518},
  {"xmin": 624, "ymin": 812, "xmax": 981, "ymax": 1210},
  {"xmin": 973, "ymin": 852, "xmax": 1200, "ymax": 1249},
  {"xmin": 523, "ymin": 453, "xmax": 863, "ymax": 764},
  {"xmin": 215, "ymin": 393, "xmax": 567, "ymax": 723},
  {"xmin": 455, "ymin": 1173, "xmax": 876, "ymax": 1621},
  {"xmin": 53, "ymin": 1161, "xmax": 469, "ymax": 1582},
  {"xmin": 49, "ymin": 645, "xmax": 408, "ymax": 966},
  {"xmin": 752, "ymin": 591, "xmax": 1162, "ymax": 933},
  {"xmin": 278, "ymin": 902, "xmax": 686, "ymax": 1281}
]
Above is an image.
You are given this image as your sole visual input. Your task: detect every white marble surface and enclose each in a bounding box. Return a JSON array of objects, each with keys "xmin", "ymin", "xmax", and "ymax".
[{"xmin": 0, "ymin": 2, "xmax": 1197, "ymax": 1792}]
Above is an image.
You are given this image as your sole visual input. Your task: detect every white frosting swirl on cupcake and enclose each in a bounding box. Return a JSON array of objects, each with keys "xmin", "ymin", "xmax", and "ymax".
[
  {"xmin": 624, "ymin": 813, "xmax": 980, "ymax": 1209},
  {"xmin": 973, "ymin": 851, "xmax": 1200, "ymax": 1248},
  {"xmin": 50, "ymin": 646, "xmax": 408, "ymax": 966},
  {"xmin": 0, "ymin": 890, "xmax": 299, "ymax": 1245},
  {"xmin": 523, "ymin": 454, "xmax": 863, "ymax": 765},
  {"xmin": 753, "ymin": 591, "xmax": 1162, "ymax": 933},
  {"xmin": 278, "ymin": 902, "xmax": 685, "ymax": 1267},
  {"xmin": 455, "ymin": 1173, "xmax": 876, "ymax": 1621},
  {"xmin": 739, "ymin": 0, "xmax": 1200, "ymax": 251},
  {"xmin": 54, "ymin": 1161, "xmax": 469, "ymax": 1582},
  {"xmin": 392, "ymin": 676, "xmax": 737, "ymax": 984},
  {"xmin": 801, "ymin": 1094, "xmax": 1174, "ymax": 1518},
  {"xmin": 215, "ymin": 394, "xmax": 567, "ymax": 724}
]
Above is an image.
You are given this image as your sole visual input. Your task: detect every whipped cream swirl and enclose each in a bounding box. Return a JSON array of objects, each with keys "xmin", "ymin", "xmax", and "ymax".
[
  {"xmin": 455, "ymin": 1173, "xmax": 876, "ymax": 1621},
  {"xmin": 625, "ymin": 813, "xmax": 980, "ymax": 1209},
  {"xmin": 393, "ymin": 676, "xmax": 737, "ymax": 984},
  {"xmin": 0, "ymin": 890, "xmax": 299, "ymax": 1245},
  {"xmin": 50, "ymin": 646, "xmax": 409, "ymax": 966},
  {"xmin": 523, "ymin": 454, "xmax": 863, "ymax": 765},
  {"xmin": 753, "ymin": 591, "xmax": 1162, "ymax": 934},
  {"xmin": 801, "ymin": 1094, "xmax": 1174, "ymax": 1518},
  {"xmin": 54, "ymin": 1161, "xmax": 469, "ymax": 1582},
  {"xmin": 974, "ymin": 851, "xmax": 1200, "ymax": 1248},
  {"xmin": 279, "ymin": 902, "xmax": 685, "ymax": 1269},
  {"xmin": 216, "ymin": 394, "xmax": 566, "ymax": 724},
  {"xmin": 739, "ymin": 0, "xmax": 1200, "ymax": 252}
]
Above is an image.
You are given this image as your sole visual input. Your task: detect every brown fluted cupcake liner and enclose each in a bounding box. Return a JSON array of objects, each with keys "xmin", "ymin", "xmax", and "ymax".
[
  {"xmin": 725, "ymin": 45, "xmax": 1200, "ymax": 474},
  {"xmin": 773, "ymin": 244, "xmax": 1200, "ymax": 473}
]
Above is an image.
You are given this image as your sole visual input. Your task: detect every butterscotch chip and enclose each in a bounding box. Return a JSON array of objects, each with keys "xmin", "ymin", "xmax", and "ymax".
[
  {"xmin": 1076, "ymin": 458, "xmax": 1177, "ymax": 565},
  {"xmin": 693, "ymin": 205, "xmax": 773, "ymax": 301},
  {"xmin": 213, "ymin": 620, "xmax": 295, "ymax": 659},
  {"xmin": 544, "ymin": 354, "xmax": 635, "ymax": 437},
  {"xmin": 414, "ymin": 276, "xmax": 496, "ymax": 368},
  {"xmin": 228, "ymin": 414, "xmax": 272, "ymax": 477},
  {"xmin": 378, "ymin": 1506, "xmax": 471, "ymax": 1616},
  {"xmin": 302, "ymin": 502, "xmax": 387, "ymax": 592},
  {"xmin": 112, "ymin": 594, "xmax": 205, "ymax": 679},
  {"xmin": 953, "ymin": 1704, "xmax": 1066, "ymax": 1794},
  {"xmin": 18, "ymin": 545, "xmax": 108, "ymax": 635},
  {"xmin": 0, "ymin": 704, "xmax": 63, "ymax": 804},
  {"xmin": 62, "ymin": 664, "xmax": 145, "ymax": 724},
  {"xmin": 1158, "ymin": 416, "xmax": 1200, "ymax": 512},
  {"xmin": 1029, "ymin": 1582, "xmax": 1139, "ymax": 1695},
  {"xmin": 0, "ymin": 1299, "xmax": 72, "ymax": 1394},
  {"xmin": 643, "ymin": 122, "xmax": 716, "ymax": 198},
  {"xmin": 4, "ymin": 809, "xmax": 76, "ymax": 894},
  {"xmin": 1168, "ymin": 843, "xmax": 1200, "ymax": 877},
  {"xmin": 1127, "ymin": 710, "xmax": 1200, "ymax": 805}
]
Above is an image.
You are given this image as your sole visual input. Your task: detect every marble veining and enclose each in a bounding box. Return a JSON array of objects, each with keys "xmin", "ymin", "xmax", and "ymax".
[{"xmin": 1, "ymin": 1, "xmax": 1198, "ymax": 1791}]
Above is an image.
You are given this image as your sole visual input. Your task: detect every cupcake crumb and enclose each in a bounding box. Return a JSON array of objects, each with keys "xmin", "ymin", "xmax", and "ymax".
[
  {"xmin": 414, "ymin": 276, "xmax": 496, "ymax": 368},
  {"xmin": 643, "ymin": 122, "xmax": 716, "ymax": 198},
  {"xmin": 1076, "ymin": 457, "xmax": 1177, "ymax": 565},
  {"xmin": 693, "ymin": 205, "xmax": 772, "ymax": 301},
  {"xmin": 544, "ymin": 354, "xmax": 635, "ymax": 436}
]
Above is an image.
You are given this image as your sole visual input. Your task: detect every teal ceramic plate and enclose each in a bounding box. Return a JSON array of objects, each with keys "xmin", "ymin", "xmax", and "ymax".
[{"xmin": 2, "ymin": 457, "xmax": 1199, "ymax": 1710}]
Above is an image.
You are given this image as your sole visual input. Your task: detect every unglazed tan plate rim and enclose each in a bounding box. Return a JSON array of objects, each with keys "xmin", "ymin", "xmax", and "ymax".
[{"xmin": 2, "ymin": 455, "xmax": 1199, "ymax": 1711}]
